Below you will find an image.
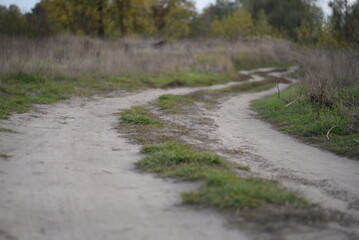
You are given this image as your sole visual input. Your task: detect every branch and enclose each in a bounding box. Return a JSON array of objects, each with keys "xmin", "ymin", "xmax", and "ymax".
[
  {"xmin": 285, "ymin": 96, "xmax": 307, "ymax": 107},
  {"xmin": 326, "ymin": 126, "xmax": 337, "ymax": 140}
]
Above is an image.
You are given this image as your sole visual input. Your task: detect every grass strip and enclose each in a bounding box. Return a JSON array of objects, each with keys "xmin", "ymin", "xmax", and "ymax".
[
  {"xmin": 0, "ymin": 153, "xmax": 11, "ymax": 159},
  {"xmin": 138, "ymin": 141, "xmax": 305, "ymax": 211},
  {"xmin": 252, "ymin": 85, "xmax": 359, "ymax": 159},
  {"xmin": 153, "ymin": 77, "xmax": 289, "ymax": 113},
  {"xmin": 0, "ymin": 128, "xmax": 18, "ymax": 133},
  {"xmin": 118, "ymin": 106, "xmax": 187, "ymax": 145},
  {"xmin": 121, "ymin": 106, "xmax": 163, "ymax": 126},
  {"xmin": 0, "ymin": 71, "xmax": 237, "ymax": 119}
]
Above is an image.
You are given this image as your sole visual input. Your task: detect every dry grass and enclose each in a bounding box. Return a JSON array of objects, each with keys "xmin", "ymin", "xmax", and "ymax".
[
  {"xmin": 297, "ymin": 48, "xmax": 359, "ymax": 105},
  {"xmin": 254, "ymin": 48, "xmax": 359, "ymax": 159},
  {"xmin": 0, "ymin": 35, "xmax": 292, "ymax": 78}
]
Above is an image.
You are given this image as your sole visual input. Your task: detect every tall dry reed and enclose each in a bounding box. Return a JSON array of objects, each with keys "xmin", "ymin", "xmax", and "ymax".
[
  {"xmin": 0, "ymin": 35, "xmax": 292, "ymax": 78},
  {"xmin": 297, "ymin": 48, "xmax": 359, "ymax": 105}
]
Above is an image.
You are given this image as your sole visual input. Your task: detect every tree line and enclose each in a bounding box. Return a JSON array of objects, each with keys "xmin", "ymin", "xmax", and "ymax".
[{"xmin": 0, "ymin": 0, "xmax": 358, "ymax": 45}]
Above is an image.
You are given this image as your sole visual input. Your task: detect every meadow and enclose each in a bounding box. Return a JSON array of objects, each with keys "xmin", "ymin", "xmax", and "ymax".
[{"xmin": 0, "ymin": 36, "xmax": 291, "ymax": 119}]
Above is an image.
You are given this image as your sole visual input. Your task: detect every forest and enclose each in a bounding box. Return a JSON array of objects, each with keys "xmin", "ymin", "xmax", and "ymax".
[{"xmin": 0, "ymin": 0, "xmax": 358, "ymax": 46}]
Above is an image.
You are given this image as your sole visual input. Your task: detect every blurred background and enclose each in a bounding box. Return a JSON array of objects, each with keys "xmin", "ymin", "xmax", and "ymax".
[{"xmin": 0, "ymin": 0, "xmax": 357, "ymax": 45}]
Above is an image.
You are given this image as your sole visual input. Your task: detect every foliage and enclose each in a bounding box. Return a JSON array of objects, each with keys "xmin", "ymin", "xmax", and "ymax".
[
  {"xmin": 159, "ymin": 0, "xmax": 196, "ymax": 39},
  {"xmin": 329, "ymin": 0, "xmax": 359, "ymax": 45},
  {"xmin": 242, "ymin": 0, "xmax": 323, "ymax": 40},
  {"xmin": 211, "ymin": 8, "xmax": 254, "ymax": 39},
  {"xmin": 38, "ymin": 0, "xmax": 196, "ymax": 38},
  {"xmin": 0, "ymin": 4, "xmax": 53, "ymax": 36},
  {"xmin": 0, "ymin": 0, "xmax": 357, "ymax": 45}
]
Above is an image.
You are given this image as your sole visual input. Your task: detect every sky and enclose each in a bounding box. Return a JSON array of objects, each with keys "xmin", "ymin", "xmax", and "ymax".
[{"xmin": 0, "ymin": 0, "xmax": 355, "ymax": 14}]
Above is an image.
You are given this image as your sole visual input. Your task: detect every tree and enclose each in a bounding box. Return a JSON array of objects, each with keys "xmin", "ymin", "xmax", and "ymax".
[
  {"xmin": 241, "ymin": 0, "xmax": 322, "ymax": 40},
  {"xmin": 40, "ymin": 0, "xmax": 157, "ymax": 37},
  {"xmin": 329, "ymin": 0, "xmax": 359, "ymax": 45},
  {"xmin": 25, "ymin": 3, "xmax": 54, "ymax": 36},
  {"xmin": 253, "ymin": 9, "xmax": 277, "ymax": 37},
  {"xmin": 112, "ymin": 0, "xmax": 156, "ymax": 36},
  {"xmin": 151, "ymin": 0, "xmax": 196, "ymax": 39},
  {"xmin": 346, "ymin": 1, "xmax": 359, "ymax": 44},
  {"xmin": 0, "ymin": 4, "xmax": 27, "ymax": 36},
  {"xmin": 211, "ymin": 8, "xmax": 254, "ymax": 40},
  {"xmin": 160, "ymin": 0, "xmax": 196, "ymax": 39}
]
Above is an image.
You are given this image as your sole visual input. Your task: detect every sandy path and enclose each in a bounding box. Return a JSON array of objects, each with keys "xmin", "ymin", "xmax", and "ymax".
[
  {"xmin": 0, "ymin": 85, "xmax": 249, "ymax": 240},
  {"xmin": 209, "ymin": 72, "xmax": 359, "ymax": 226}
]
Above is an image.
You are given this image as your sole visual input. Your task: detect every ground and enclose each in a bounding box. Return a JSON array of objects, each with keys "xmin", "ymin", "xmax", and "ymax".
[{"xmin": 0, "ymin": 68, "xmax": 358, "ymax": 240}]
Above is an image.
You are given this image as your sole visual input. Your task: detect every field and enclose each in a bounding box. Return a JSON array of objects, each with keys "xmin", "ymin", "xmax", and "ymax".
[{"xmin": 1, "ymin": 36, "xmax": 358, "ymax": 239}]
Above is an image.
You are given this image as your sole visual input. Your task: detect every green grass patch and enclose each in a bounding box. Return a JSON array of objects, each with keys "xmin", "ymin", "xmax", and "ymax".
[
  {"xmin": 0, "ymin": 153, "xmax": 11, "ymax": 159},
  {"xmin": 0, "ymin": 71, "xmax": 238, "ymax": 119},
  {"xmin": 0, "ymin": 128, "xmax": 18, "ymax": 133},
  {"xmin": 139, "ymin": 141, "xmax": 228, "ymax": 172},
  {"xmin": 0, "ymin": 73, "xmax": 76, "ymax": 119},
  {"xmin": 118, "ymin": 106, "xmax": 186, "ymax": 145},
  {"xmin": 153, "ymin": 77, "xmax": 288, "ymax": 113},
  {"xmin": 138, "ymin": 141, "xmax": 305, "ymax": 211},
  {"xmin": 252, "ymin": 85, "xmax": 359, "ymax": 159},
  {"xmin": 233, "ymin": 59, "xmax": 294, "ymax": 71},
  {"xmin": 152, "ymin": 72, "xmax": 237, "ymax": 88},
  {"xmin": 154, "ymin": 94, "xmax": 196, "ymax": 113},
  {"xmin": 120, "ymin": 106, "xmax": 163, "ymax": 126}
]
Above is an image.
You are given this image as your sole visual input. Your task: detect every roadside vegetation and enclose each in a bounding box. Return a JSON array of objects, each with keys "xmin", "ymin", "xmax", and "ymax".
[
  {"xmin": 139, "ymin": 141, "xmax": 305, "ymax": 210},
  {"xmin": 253, "ymin": 49, "xmax": 359, "ymax": 159},
  {"xmin": 118, "ymin": 75, "xmax": 326, "ymax": 230},
  {"xmin": 0, "ymin": 128, "xmax": 18, "ymax": 133},
  {"xmin": 0, "ymin": 36, "xmax": 291, "ymax": 119},
  {"xmin": 153, "ymin": 76, "xmax": 289, "ymax": 113},
  {"xmin": 1, "ymin": 0, "xmax": 358, "ymax": 121},
  {"xmin": 0, "ymin": 153, "xmax": 11, "ymax": 160}
]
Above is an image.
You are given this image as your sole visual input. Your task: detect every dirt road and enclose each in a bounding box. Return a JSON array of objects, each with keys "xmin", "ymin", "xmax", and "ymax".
[
  {"xmin": 1, "ymin": 69, "xmax": 359, "ymax": 240},
  {"xmin": 0, "ymin": 85, "xmax": 249, "ymax": 240}
]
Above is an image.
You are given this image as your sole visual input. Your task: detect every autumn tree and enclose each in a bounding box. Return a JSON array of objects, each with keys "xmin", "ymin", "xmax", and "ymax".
[
  {"xmin": 0, "ymin": 5, "xmax": 27, "ymax": 36},
  {"xmin": 329, "ymin": 0, "xmax": 359, "ymax": 45},
  {"xmin": 40, "ymin": 0, "xmax": 157, "ymax": 37},
  {"xmin": 111, "ymin": 0, "xmax": 156, "ymax": 36},
  {"xmin": 241, "ymin": 0, "xmax": 322, "ymax": 40},
  {"xmin": 151, "ymin": 0, "xmax": 196, "ymax": 39},
  {"xmin": 211, "ymin": 8, "xmax": 254, "ymax": 39}
]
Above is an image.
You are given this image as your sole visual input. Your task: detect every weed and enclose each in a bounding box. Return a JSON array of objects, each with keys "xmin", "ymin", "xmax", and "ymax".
[{"xmin": 253, "ymin": 85, "xmax": 359, "ymax": 159}]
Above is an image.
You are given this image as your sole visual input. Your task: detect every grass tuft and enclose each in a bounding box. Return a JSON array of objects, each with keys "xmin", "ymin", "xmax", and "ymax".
[
  {"xmin": 138, "ymin": 142, "xmax": 227, "ymax": 173},
  {"xmin": 120, "ymin": 106, "xmax": 163, "ymax": 125}
]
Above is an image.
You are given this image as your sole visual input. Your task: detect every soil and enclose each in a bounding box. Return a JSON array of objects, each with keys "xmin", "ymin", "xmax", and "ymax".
[{"xmin": 1, "ymin": 69, "xmax": 358, "ymax": 240}]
